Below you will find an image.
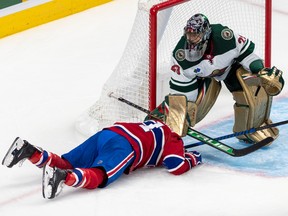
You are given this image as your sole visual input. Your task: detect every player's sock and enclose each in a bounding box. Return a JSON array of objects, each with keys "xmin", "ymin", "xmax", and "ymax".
[
  {"xmin": 30, "ymin": 150, "xmax": 73, "ymax": 169},
  {"xmin": 65, "ymin": 168, "xmax": 106, "ymax": 189}
]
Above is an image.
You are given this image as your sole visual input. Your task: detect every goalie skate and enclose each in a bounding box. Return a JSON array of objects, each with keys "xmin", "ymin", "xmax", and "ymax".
[
  {"xmin": 42, "ymin": 164, "xmax": 68, "ymax": 199},
  {"xmin": 2, "ymin": 137, "xmax": 36, "ymax": 168}
]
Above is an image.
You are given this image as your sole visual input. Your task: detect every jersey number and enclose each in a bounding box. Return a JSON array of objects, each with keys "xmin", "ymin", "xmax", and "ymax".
[
  {"xmin": 238, "ymin": 35, "xmax": 246, "ymax": 44},
  {"xmin": 140, "ymin": 122, "xmax": 164, "ymax": 132}
]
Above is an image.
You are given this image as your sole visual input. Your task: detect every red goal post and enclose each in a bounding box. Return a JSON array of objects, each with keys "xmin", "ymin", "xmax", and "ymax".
[{"xmin": 76, "ymin": 0, "xmax": 272, "ymax": 136}]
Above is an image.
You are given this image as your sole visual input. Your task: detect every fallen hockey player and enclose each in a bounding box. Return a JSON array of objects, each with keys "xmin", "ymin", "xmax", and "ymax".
[{"xmin": 2, "ymin": 120, "xmax": 202, "ymax": 199}]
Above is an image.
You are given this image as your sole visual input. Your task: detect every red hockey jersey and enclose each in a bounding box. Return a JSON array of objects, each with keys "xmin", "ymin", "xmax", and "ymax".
[{"xmin": 107, "ymin": 120, "xmax": 201, "ymax": 175}]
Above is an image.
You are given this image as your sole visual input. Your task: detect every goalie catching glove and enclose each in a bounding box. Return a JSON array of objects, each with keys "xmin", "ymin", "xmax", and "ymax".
[{"xmin": 259, "ymin": 66, "xmax": 284, "ymax": 96}]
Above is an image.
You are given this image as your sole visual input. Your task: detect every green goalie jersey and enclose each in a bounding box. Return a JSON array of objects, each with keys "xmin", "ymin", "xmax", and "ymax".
[{"xmin": 169, "ymin": 24, "xmax": 264, "ymax": 102}]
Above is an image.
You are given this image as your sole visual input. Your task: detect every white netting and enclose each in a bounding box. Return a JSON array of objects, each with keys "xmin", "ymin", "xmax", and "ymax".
[{"xmin": 75, "ymin": 0, "xmax": 269, "ymax": 136}]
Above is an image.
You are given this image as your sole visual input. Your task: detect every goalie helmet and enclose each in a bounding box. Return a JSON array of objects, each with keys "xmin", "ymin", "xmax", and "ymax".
[{"xmin": 184, "ymin": 13, "xmax": 212, "ymax": 51}]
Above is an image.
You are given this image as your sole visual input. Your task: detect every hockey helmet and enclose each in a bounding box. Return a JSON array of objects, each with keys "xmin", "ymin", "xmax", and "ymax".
[{"xmin": 184, "ymin": 13, "xmax": 212, "ymax": 51}]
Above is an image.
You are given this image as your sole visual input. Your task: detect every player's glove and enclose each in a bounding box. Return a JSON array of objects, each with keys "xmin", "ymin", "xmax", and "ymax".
[
  {"xmin": 185, "ymin": 151, "xmax": 202, "ymax": 167},
  {"xmin": 259, "ymin": 66, "xmax": 284, "ymax": 96}
]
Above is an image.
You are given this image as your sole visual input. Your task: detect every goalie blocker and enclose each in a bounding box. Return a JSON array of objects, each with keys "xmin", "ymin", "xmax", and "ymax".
[{"xmin": 148, "ymin": 66, "xmax": 283, "ymax": 144}]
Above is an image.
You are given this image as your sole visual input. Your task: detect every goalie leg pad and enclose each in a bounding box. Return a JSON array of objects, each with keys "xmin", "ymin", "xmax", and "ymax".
[
  {"xmin": 194, "ymin": 78, "xmax": 221, "ymax": 124},
  {"xmin": 233, "ymin": 67, "xmax": 279, "ymax": 144},
  {"xmin": 187, "ymin": 101, "xmax": 197, "ymax": 127},
  {"xmin": 148, "ymin": 78, "xmax": 221, "ymax": 133}
]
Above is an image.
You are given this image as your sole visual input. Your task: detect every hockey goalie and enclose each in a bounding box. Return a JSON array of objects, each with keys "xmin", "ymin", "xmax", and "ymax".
[{"xmin": 148, "ymin": 13, "xmax": 284, "ymax": 145}]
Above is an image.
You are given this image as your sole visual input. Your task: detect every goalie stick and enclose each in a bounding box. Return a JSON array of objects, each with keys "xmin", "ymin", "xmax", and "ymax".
[
  {"xmin": 185, "ymin": 119, "xmax": 288, "ymax": 148},
  {"xmin": 186, "ymin": 127, "xmax": 273, "ymax": 157},
  {"xmin": 108, "ymin": 92, "xmax": 273, "ymax": 157}
]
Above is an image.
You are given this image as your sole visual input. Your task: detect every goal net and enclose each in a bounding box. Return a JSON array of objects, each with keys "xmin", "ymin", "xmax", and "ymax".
[{"xmin": 75, "ymin": 0, "xmax": 271, "ymax": 136}]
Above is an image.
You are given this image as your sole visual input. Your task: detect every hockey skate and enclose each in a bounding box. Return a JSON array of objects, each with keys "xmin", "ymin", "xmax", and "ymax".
[
  {"xmin": 2, "ymin": 137, "xmax": 37, "ymax": 168},
  {"xmin": 42, "ymin": 164, "xmax": 68, "ymax": 199}
]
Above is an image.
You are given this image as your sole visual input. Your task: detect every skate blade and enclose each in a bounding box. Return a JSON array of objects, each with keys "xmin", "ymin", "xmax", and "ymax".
[
  {"xmin": 42, "ymin": 165, "xmax": 54, "ymax": 199},
  {"xmin": 2, "ymin": 137, "xmax": 24, "ymax": 167}
]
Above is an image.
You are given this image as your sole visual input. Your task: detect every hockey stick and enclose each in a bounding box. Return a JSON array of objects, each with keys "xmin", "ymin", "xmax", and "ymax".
[
  {"xmin": 185, "ymin": 119, "xmax": 288, "ymax": 148},
  {"xmin": 108, "ymin": 92, "xmax": 273, "ymax": 157},
  {"xmin": 186, "ymin": 127, "xmax": 273, "ymax": 157}
]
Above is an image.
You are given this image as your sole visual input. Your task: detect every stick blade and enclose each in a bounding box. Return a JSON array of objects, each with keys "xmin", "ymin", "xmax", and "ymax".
[{"xmin": 233, "ymin": 137, "xmax": 274, "ymax": 157}]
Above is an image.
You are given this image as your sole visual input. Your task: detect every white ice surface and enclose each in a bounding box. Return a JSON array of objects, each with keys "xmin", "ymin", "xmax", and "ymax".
[{"xmin": 0, "ymin": 0, "xmax": 288, "ymax": 215}]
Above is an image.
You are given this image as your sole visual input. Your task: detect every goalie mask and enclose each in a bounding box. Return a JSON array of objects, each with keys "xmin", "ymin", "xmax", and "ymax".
[{"xmin": 184, "ymin": 13, "xmax": 211, "ymax": 52}]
